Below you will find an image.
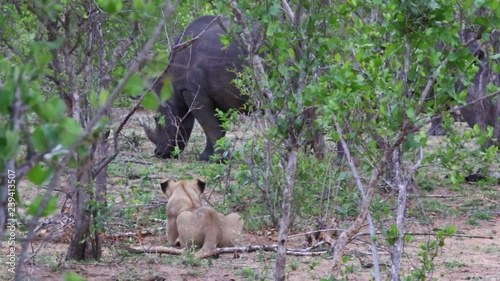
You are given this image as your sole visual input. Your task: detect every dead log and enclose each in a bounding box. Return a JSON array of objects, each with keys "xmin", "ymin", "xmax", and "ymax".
[{"xmin": 125, "ymin": 243, "xmax": 327, "ymax": 258}]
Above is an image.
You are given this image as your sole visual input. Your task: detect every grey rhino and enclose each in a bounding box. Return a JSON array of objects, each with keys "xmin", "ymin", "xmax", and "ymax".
[
  {"xmin": 455, "ymin": 29, "xmax": 500, "ymax": 149},
  {"xmin": 143, "ymin": 15, "xmax": 258, "ymax": 161},
  {"xmin": 427, "ymin": 29, "xmax": 500, "ymax": 143}
]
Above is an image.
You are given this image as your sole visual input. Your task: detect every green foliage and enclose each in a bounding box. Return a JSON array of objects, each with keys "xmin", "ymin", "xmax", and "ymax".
[
  {"xmin": 63, "ymin": 272, "xmax": 87, "ymax": 281},
  {"xmin": 27, "ymin": 195, "xmax": 58, "ymax": 217},
  {"xmin": 98, "ymin": 0, "xmax": 123, "ymax": 14},
  {"xmin": 27, "ymin": 164, "xmax": 53, "ymax": 185},
  {"xmin": 142, "ymin": 92, "xmax": 160, "ymax": 110},
  {"xmin": 403, "ymin": 225, "xmax": 456, "ymax": 280},
  {"xmin": 2, "ymin": 0, "xmax": 499, "ymax": 277},
  {"xmin": 443, "ymin": 260, "xmax": 467, "ymax": 269}
]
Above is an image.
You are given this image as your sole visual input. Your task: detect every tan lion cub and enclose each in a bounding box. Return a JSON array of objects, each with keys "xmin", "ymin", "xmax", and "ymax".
[
  {"xmin": 176, "ymin": 206, "xmax": 244, "ymax": 257},
  {"xmin": 160, "ymin": 178, "xmax": 205, "ymax": 246}
]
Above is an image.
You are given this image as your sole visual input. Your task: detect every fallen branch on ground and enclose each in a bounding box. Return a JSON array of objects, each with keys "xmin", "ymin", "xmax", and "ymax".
[
  {"xmin": 353, "ymin": 231, "xmax": 494, "ymax": 240},
  {"xmin": 117, "ymin": 158, "xmax": 153, "ymax": 165},
  {"xmin": 288, "ymin": 228, "xmax": 345, "ymax": 239},
  {"xmin": 409, "ymin": 194, "xmax": 465, "ymax": 198},
  {"xmin": 125, "ymin": 242, "xmax": 328, "ymax": 258},
  {"xmin": 106, "ymin": 228, "xmax": 165, "ymax": 239}
]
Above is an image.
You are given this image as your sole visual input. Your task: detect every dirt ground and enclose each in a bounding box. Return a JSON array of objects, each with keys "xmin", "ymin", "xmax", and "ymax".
[
  {"xmin": 7, "ymin": 214, "xmax": 500, "ymax": 281},
  {"xmin": 2, "ymin": 111, "xmax": 499, "ymax": 281}
]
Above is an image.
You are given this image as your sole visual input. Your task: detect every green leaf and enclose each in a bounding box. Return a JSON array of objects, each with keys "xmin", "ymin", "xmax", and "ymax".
[
  {"xmin": 160, "ymin": 79, "xmax": 173, "ymax": 103},
  {"xmin": 406, "ymin": 107, "xmax": 416, "ymax": 121},
  {"xmin": 443, "ymin": 225, "xmax": 457, "ymax": 235},
  {"xmin": 98, "ymin": 0, "xmax": 123, "ymax": 14},
  {"xmin": 405, "ymin": 234, "xmax": 413, "ymax": 243},
  {"xmin": 142, "ymin": 92, "xmax": 159, "ymax": 110},
  {"xmin": 27, "ymin": 195, "xmax": 57, "ymax": 217},
  {"xmin": 269, "ymin": 4, "xmax": 281, "ymax": 16},
  {"xmin": 64, "ymin": 272, "xmax": 87, "ymax": 281},
  {"xmin": 98, "ymin": 90, "xmax": 109, "ymax": 107},
  {"xmin": 266, "ymin": 21, "xmax": 280, "ymax": 37},
  {"xmin": 473, "ymin": 124, "xmax": 480, "ymax": 134},
  {"xmin": 0, "ymin": 86, "xmax": 13, "ymax": 114},
  {"xmin": 220, "ymin": 34, "xmax": 232, "ymax": 49},
  {"xmin": 60, "ymin": 118, "xmax": 83, "ymax": 147},
  {"xmin": 473, "ymin": 16, "xmax": 489, "ymax": 27},
  {"xmin": 36, "ymin": 96, "xmax": 66, "ymax": 122},
  {"xmin": 27, "ymin": 164, "xmax": 53, "ymax": 185},
  {"xmin": 0, "ymin": 130, "xmax": 19, "ymax": 160},
  {"xmin": 46, "ymin": 37, "xmax": 64, "ymax": 49},
  {"xmin": 31, "ymin": 42, "xmax": 53, "ymax": 69},
  {"xmin": 89, "ymin": 90, "xmax": 99, "ymax": 108},
  {"xmin": 124, "ymin": 75, "xmax": 144, "ymax": 97},
  {"xmin": 448, "ymin": 52, "xmax": 458, "ymax": 62},
  {"xmin": 132, "ymin": 0, "xmax": 145, "ymax": 11},
  {"xmin": 490, "ymin": 54, "xmax": 500, "ymax": 60},
  {"xmin": 32, "ymin": 127, "xmax": 48, "ymax": 152}
]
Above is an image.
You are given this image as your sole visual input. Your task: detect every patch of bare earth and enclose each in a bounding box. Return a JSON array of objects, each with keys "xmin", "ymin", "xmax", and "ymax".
[{"xmin": 7, "ymin": 111, "xmax": 500, "ymax": 281}]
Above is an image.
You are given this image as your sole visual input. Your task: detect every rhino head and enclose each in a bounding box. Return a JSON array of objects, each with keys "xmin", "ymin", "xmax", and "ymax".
[{"xmin": 142, "ymin": 98, "xmax": 195, "ymax": 159}]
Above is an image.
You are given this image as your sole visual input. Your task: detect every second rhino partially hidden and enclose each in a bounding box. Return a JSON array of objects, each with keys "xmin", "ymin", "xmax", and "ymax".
[{"xmin": 160, "ymin": 178, "xmax": 244, "ymax": 256}]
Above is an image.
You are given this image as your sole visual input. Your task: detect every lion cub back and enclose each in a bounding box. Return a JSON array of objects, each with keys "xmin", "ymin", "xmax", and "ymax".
[{"xmin": 177, "ymin": 206, "xmax": 243, "ymax": 253}]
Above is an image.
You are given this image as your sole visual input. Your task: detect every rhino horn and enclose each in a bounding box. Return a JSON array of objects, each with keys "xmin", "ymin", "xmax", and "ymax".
[{"xmin": 141, "ymin": 119, "xmax": 157, "ymax": 144}]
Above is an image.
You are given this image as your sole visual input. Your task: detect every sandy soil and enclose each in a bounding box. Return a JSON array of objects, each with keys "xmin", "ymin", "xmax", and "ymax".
[{"xmin": 3, "ymin": 111, "xmax": 499, "ymax": 281}]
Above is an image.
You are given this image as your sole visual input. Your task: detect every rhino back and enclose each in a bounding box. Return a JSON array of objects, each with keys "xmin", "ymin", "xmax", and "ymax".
[{"xmin": 170, "ymin": 16, "xmax": 248, "ymax": 110}]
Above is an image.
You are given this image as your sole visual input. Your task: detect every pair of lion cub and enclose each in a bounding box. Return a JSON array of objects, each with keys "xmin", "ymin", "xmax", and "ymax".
[{"xmin": 160, "ymin": 178, "xmax": 243, "ymax": 257}]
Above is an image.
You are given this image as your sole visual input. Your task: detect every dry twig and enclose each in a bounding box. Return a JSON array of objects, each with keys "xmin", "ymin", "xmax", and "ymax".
[{"xmin": 125, "ymin": 243, "xmax": 328, "ymax": 258}]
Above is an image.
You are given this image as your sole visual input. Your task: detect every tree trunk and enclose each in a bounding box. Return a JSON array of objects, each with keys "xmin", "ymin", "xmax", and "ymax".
[
  {"xmin": 65, "ymin": 132, "xmax": 109, "ymax": 261},
  {"xmin": 66, "ymin": 166, "xmax": 95, "ymax": 260},
  {"xmin": 274, "ymin": 143, "xmax": 298, "ymax": 281},
  {"xmin": 390, "ymin": 147, "xmax": 407, "ymax": 280},
  {"xmin": 92, "ymin": 133, "xmax": 110, "ymax": 260}
]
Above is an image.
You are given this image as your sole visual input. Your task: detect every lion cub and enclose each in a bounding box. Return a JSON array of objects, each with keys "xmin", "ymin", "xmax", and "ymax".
[
  {"xmin": 176, "ymin": 206, "xmax": 244, "ymax": 257},
  {"xmin": 160, "ymin": 178, "xmax": 205, "ymax": 246}
]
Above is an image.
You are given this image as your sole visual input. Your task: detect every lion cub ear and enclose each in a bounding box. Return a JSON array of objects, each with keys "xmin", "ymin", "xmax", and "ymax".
[
  {"xmin": 196, "ymin": 178, "xmax": 206, "ymax": 194},
  {"xmin": 160, "ymin": 178, "xmax": 176, "ymax": 197}
]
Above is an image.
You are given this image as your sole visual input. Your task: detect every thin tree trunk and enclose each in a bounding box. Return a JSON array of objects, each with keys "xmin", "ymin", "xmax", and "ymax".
[
  {"xmin": 390, "ymin": 147, "xmax": 407, "ymax": 280},
  {"xmin": 274, "ymin": 143, "xmax": 298, "ymax": 281},
  {"xmin": 66, "ymin": 167, "xmax": 94, "ymax": 260},
  {"xmin": 367, "ymin": 213, "xmax": 381, "ymax": 281},
  {"xmin": 91, "ymin": 133, "xmax": 110, "ymax": 260}
]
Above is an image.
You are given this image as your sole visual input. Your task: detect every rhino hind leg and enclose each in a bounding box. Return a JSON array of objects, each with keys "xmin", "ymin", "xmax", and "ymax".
[{"xmin": 191, "ymin": 101, "xmax": 228, "ymax": 161}]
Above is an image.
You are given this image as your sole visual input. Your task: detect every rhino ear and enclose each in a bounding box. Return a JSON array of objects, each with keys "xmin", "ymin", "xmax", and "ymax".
[
  {"xmin": 160, "ymin": 178, "xmax": 176, "ymax": 196},
  {"xmin": 196, "ymin": 178, "xmax": 206, "ymax": 194}
]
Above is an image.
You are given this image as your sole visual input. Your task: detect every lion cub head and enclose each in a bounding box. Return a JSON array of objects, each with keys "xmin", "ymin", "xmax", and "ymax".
[{"xmin": 160, "ymin": 178, "xmax": 206, "ymax": 246}]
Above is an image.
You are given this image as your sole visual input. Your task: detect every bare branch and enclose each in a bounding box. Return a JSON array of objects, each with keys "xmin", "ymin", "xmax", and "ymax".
[
  {"xmin": 274, "ymin": 145, "xmax": 299, "ymax": 281},
  {"xmin": 367, "ymin": 213, "xmax": 381, "ymax": 281},
  {"xmin": 288, "ymin": 228, "xmax": 345, "ymax": 239},
  {"xmin": 390, "ymin": 147, "xmax": 407, "ymax": 280},
  {"xmin": 402, "ymin": 36, "xmax": 412, "ymax": 98},
  {"xmin": 0, "ymin": 84, "xmax": 23, "ymax": 238},
  {"xmin": 415, "ymin": 58, "xmax": 448, "ymax": 116},
  {"xmin": 281, "ymin": 0, "xmax": 295, "ymax": 21},
  {"xmin": 330, "ymin": 114, "xmax": 411, "ymax": 270},
  {"xmin": 125, "ymin": 244, "xmax": 327, "ymax": 258}
]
